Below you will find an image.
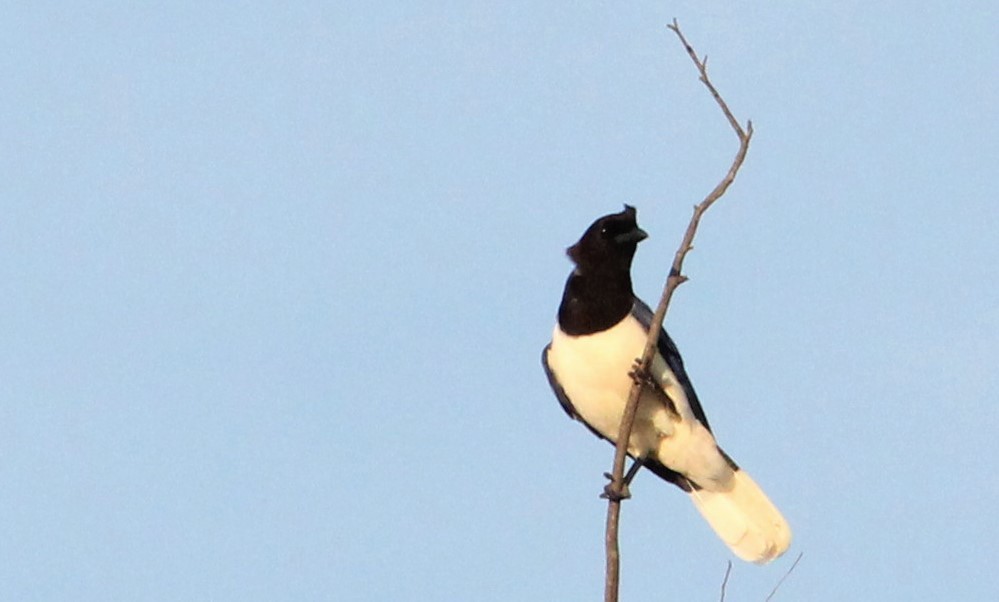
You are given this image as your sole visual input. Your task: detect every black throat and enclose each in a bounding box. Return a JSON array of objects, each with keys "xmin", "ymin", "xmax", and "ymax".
[{"xmin": 557, "ymin": 267, "xmax": 635, "ymax": 336}]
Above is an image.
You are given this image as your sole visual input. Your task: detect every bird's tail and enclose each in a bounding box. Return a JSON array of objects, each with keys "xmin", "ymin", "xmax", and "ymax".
[{"xmin": 687, "ymin": 468, "xmax": 792, "ymax": 564}]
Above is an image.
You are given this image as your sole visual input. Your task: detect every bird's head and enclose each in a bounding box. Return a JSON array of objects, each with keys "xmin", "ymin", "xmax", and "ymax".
[{"xmin": 567, "ymin": 205, "xmax": 648, "ymax": 274}]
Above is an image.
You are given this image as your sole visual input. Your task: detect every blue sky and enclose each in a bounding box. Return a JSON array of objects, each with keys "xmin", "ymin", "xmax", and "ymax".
[{"xmin": 2, "ymin": 2, "xmax": 997, "ymax": 600}]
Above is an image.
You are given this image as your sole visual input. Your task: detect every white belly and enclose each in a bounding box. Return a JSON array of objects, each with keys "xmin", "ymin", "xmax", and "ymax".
[{"xmin": 547, "ymin": 319, "xmax": 732, "ymax": 487}]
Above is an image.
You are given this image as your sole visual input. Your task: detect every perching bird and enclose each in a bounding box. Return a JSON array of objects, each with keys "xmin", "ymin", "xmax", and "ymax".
[{"xmin": 542, "ymin": 205, "xmax": 791, "ymax": 564}]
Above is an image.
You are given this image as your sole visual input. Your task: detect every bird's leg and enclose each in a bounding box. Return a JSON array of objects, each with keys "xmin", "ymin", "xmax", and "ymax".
[
  {"xmin": 601, "ymin": 458, "xmax": 645, "ymax": 501},
  {"xmin": 623, "ymin": 457, "xmax": 644, "ymax": 486}
]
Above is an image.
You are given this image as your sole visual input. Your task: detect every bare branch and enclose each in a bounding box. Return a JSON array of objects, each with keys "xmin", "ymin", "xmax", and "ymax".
[
  {"xmin": 719, "ymin": 561, "xmax": 733, "ymax": 602},
  {"xmin": 603, "ymin": 19, "xmax": 755, "ymax": 602},
  {"xmin": 667, "ymin": 18, "xmax": 750, "ymax": 141},
  {"xmin": 764, "ymin": 552, "xmax": 803, "ymax": 601}
]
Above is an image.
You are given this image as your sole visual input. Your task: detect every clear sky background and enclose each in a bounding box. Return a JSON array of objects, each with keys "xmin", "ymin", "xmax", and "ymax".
[{"xmin": 2, "ymin": 2, "xmax": 997, "ymax": 600}]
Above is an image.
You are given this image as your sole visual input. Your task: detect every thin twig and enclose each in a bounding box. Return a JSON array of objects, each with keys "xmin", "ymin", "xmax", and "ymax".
[
  {"xmin": 719, "ymin": 561, "xmax": 733, "ymax": 602},
  {"xmin": 668, "ymin": 19, "xmax": 748, "ymax": 139},
  {"xmin": 603, "ymin": 19, "xmax": 755, "ymax": 602},
  {"xmin": 764, "ymin": 552, "xmax": 803, "ymax": 601}
]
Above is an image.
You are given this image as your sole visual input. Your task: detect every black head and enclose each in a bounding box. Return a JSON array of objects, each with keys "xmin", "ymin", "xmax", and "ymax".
[{"xmin": 567, "ymin": 205, "xmax": 648, "ymax": 275}]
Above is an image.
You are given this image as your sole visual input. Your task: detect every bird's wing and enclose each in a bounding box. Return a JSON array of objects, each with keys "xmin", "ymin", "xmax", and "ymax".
[{"xmin": 631, "ymin": 298, "xmax": 713, "ymax": 432}]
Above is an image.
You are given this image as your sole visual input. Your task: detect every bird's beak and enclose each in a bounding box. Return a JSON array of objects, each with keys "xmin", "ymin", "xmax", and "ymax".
[{"xmin": 615, "ymin": 227, "xmax": 648, "ymax": 245}]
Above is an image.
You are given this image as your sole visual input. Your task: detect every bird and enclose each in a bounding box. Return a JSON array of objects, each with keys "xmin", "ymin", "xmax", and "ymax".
[{"xmin": 542, "ymin": 205, "xmax": 791, "ymax": 564}]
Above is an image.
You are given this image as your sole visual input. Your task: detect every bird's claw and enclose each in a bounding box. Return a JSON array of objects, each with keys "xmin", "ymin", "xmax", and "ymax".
[
  {"xmin": 600, "ymin": 472, "xmax": 632, "ymax": 501},
  {"xmin": 628, "ymin": 359, "xmax": 655, "ymax": 388}
]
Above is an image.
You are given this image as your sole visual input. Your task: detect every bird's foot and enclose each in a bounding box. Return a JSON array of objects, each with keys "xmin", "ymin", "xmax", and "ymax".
[
  {"xmin": 600, "ymin": 472, "xmax": 632, "ymax": 501},
  {"xmin": 628, "ymin": 359, "xmax": 656, "ymax": 388}
]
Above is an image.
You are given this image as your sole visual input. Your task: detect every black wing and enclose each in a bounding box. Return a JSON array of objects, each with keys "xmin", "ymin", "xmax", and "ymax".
[
  {"xmin": 541, "ymin": 343, "xmax": 577, "ymax": 420},
  {"xmin": 631, "ymin": 298, "xmax": 713, "ymax": 432}
]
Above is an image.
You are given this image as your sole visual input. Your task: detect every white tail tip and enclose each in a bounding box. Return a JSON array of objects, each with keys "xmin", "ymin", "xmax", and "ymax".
[{"xmin": 688, "ymin": 469, "xmax": 792, "ymax": 564}]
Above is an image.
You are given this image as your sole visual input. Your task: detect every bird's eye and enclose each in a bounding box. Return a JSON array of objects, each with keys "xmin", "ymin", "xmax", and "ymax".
[{"xmin": 600, "ymin": 226, "xmax": 609, "ymax": 238}]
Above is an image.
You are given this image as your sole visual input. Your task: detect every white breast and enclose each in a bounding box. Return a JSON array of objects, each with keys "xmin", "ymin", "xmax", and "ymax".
[{"xmin": 547, "ymin": 318, "xmax": 732, "ymax": 487}]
